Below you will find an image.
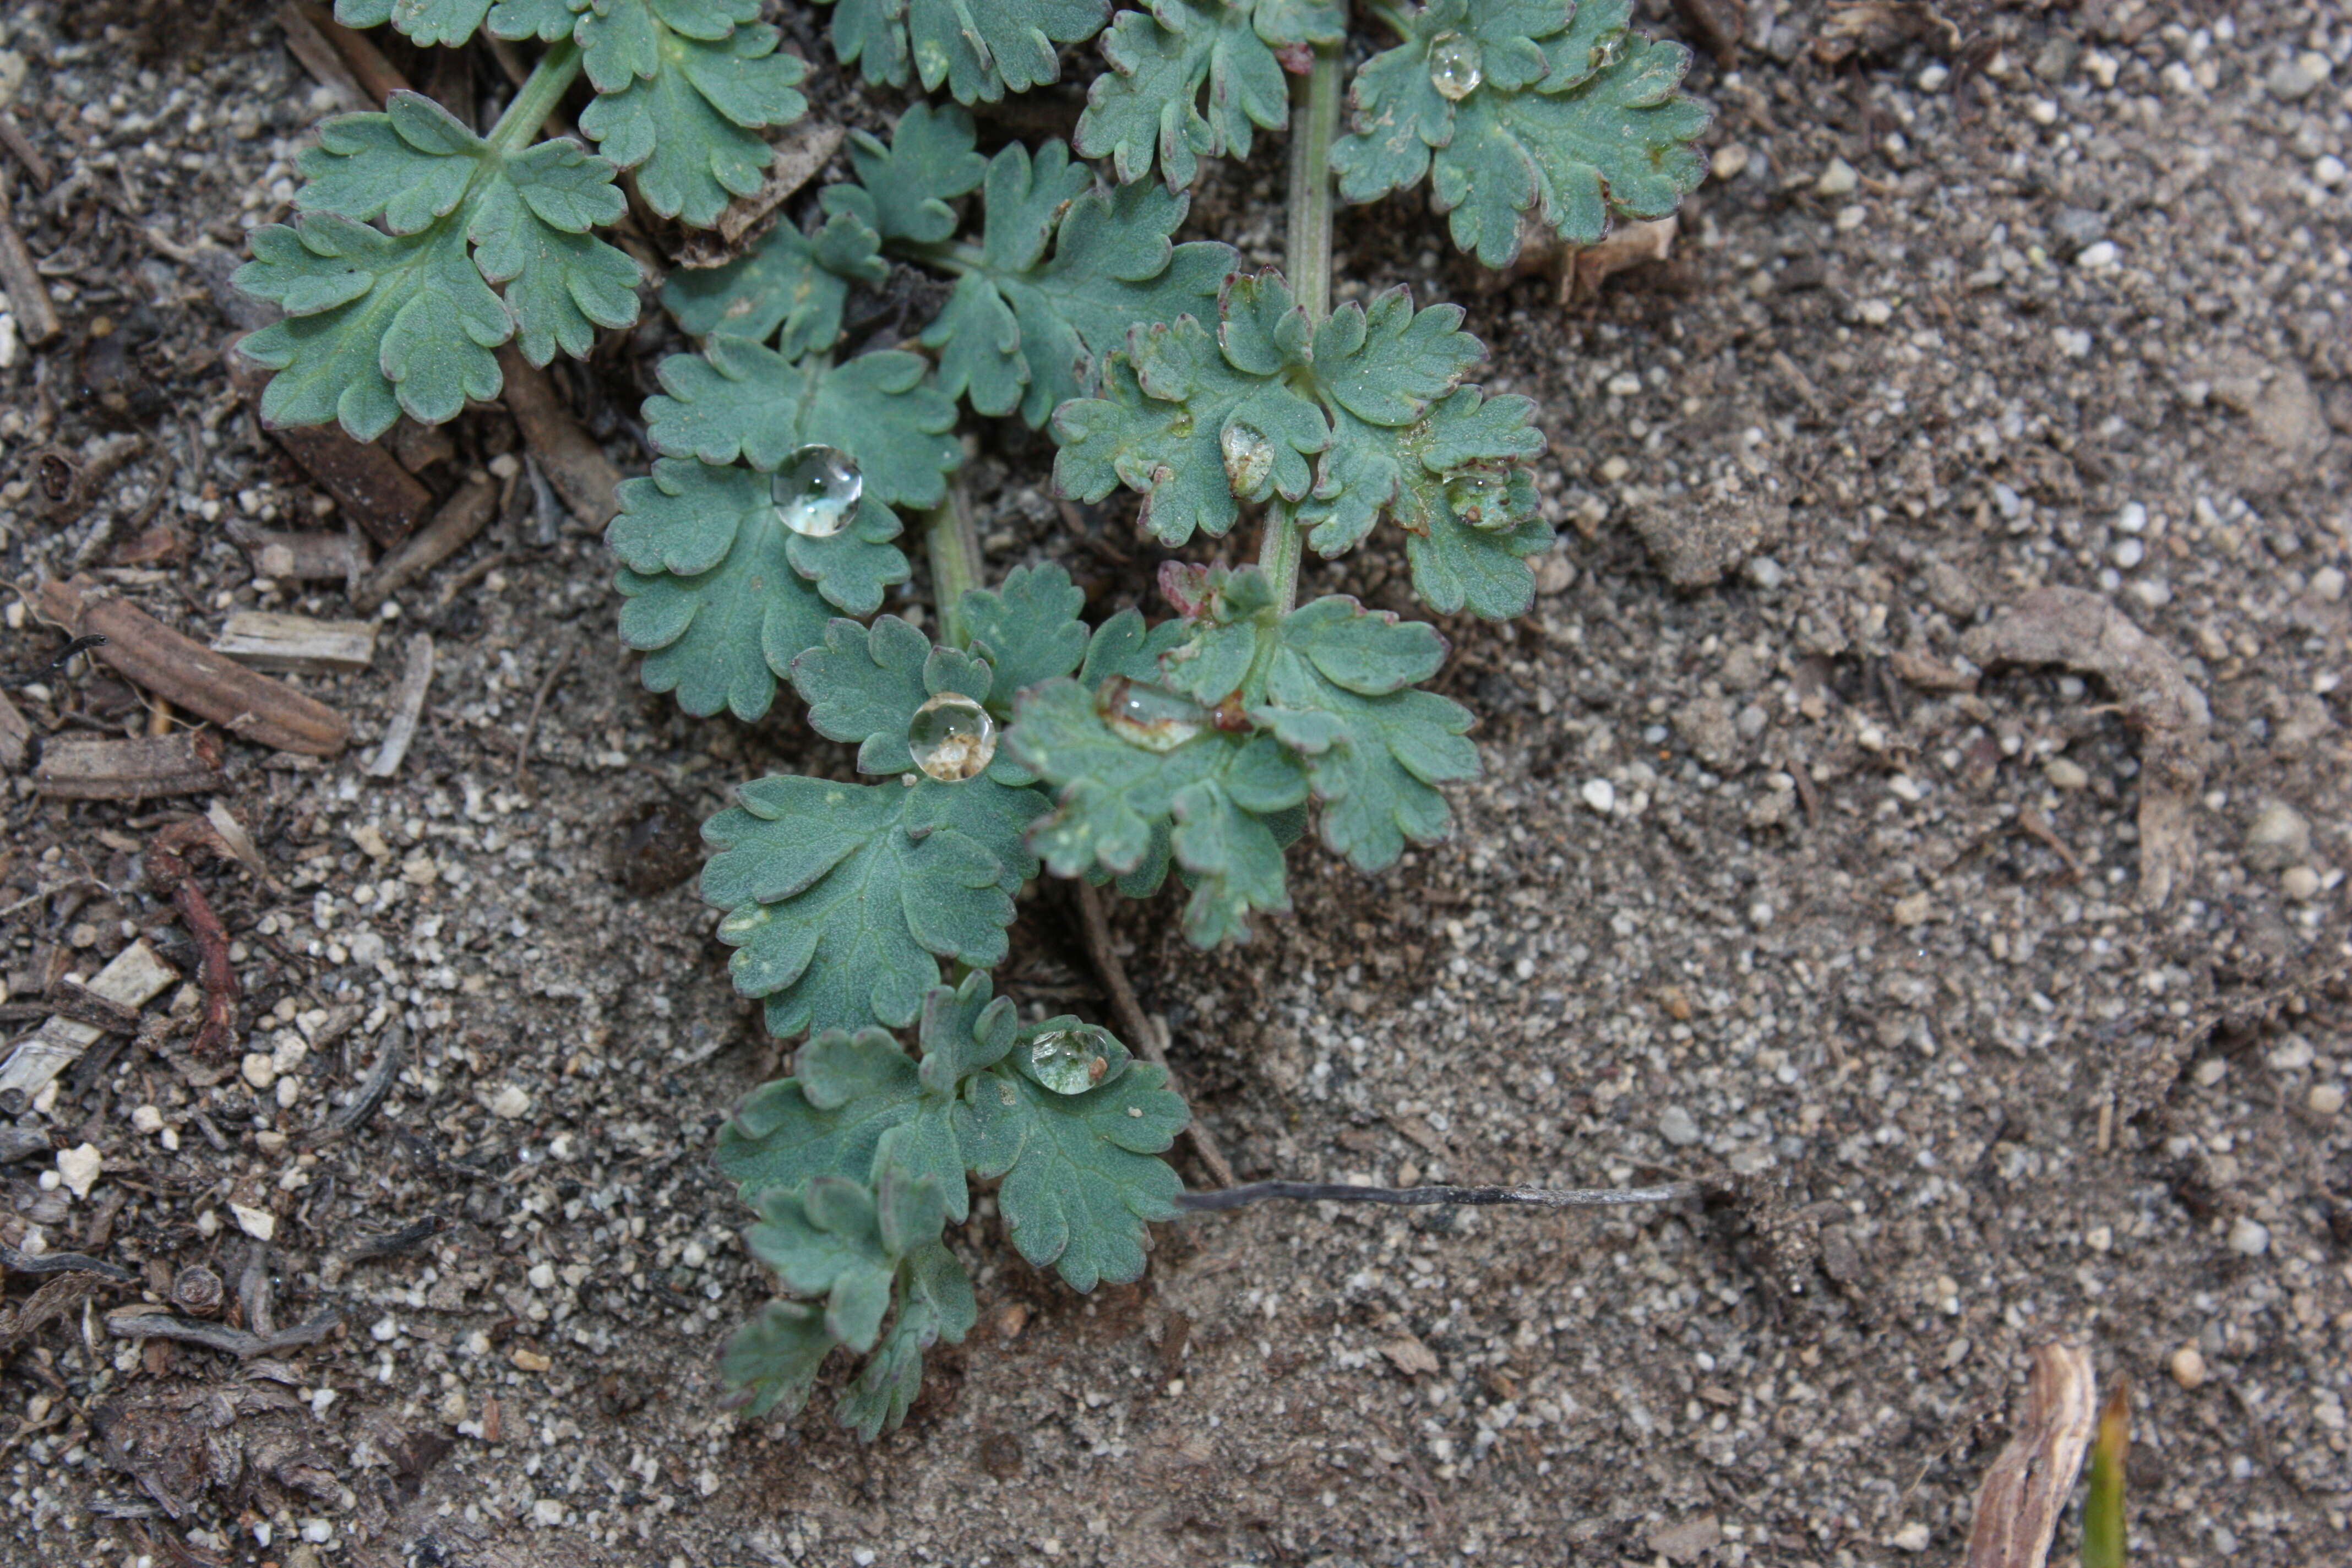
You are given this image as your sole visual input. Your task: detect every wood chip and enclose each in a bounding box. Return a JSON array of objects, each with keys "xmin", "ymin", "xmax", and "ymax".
[
  {"xmin": 33, "ymin": 732, "xmax": 226, "ymax": 801},
  {"xmin": 272, "ymin": 1, "xmax": 370, "ymax": 112},
  {"xmin": 0, "ymin": 939, "xmax": 178, "ymax": 1099},
  {"xmin": 292, "ymin": 1, "xmax": 412, "ymax": 103},
  {"xmin": 1963, "ymin": 1342, "xmax": 2097, "ymax": 1568},
  {"xmin": 354, "ymin": 475, "xmax": 497, "ymax": 613},
  {"xmin": 211, "ymin": 612, "xmax": 377, "ymax": 674},
  {"xmin": 0, "ymin": 177, "xmax": 59, "ymax": 348},
  {"xmin": 497, "ymin": 351, "xmax": 620, "ymax": 527},
  {"xmin": 226, "ymin": 520, "xmax": 371, "ymax": 585},
  {"xmin": 367, "ymin": 633, "xmax": 435, "ymax": 780},
  {"xmin": 37, "ymin": 576, "xmax": 351, "ymax": 757},
  {"xmin": 224, "ymin": 339, "xmax": 432, "ymax": 545},
  {"xmin": 1380, "ymin": 1335, "xmax": 1441, "ymax": 1377},
  {"xmin": 0, "ymin": 688, "xmax": 28, "ymax": 772}
]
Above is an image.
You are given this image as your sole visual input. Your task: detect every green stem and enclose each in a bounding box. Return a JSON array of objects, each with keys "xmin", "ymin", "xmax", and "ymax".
[
  {"xmin": 924, "ymin": 487, "xmax": 984, "ymax": 650},
  {"xmin": 1260, "ymin": 33, "xmax": 1344, "ymax": 611},
  {"xmin": 486, "ymin": 39, "xmax": 582, "ymax": 159}
]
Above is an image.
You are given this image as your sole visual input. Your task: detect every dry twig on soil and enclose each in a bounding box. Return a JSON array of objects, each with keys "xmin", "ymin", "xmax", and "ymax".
[
  {"xmin": 353, "ymin": 475, "xmax": 497, "ymax": 612},
  {"xmin": 1963, "ymin": 1342, "xmax": 2098, "ymax": 1568},
  {"xmin": 368, "ymin": 634, "xmax": 436, "ymax": 780},
  {"xmin": 33, "ymin": 733, "xmax": 225, "ymax": 802}
]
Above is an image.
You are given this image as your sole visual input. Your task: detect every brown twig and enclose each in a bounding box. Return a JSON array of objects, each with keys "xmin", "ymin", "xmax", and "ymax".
[
  {"xmin": 1070, "ymin": 882, "xmax": 1237, "ymax": 1188},
  {"xmin": 367, "ymin": 634, "xmax": 436, "ymax": 780},
  {"xmin": 105, "ymin": 1308, "xmax": 341, "ymax": 1360},
  {"xmin": 36, "ymin": 577, "xmax": 351, "ymax": 756},
  {"xmin": 353, "ymin": 473, "xmax": 497, "ymax": 612},
  {"xmin": 511, "ymin": 642, "xmax": 575, "ymax": 780},
  {"xmin": 496, "ymin": 350, "xmax": 621, "ymax": 526},
  {"xmin": 0, "ymin": 111, "xmax": 54, "ymax": 188},
  {"xmin": 145, "ymin": 837, "xmax": 238, "ymax": 1060}
]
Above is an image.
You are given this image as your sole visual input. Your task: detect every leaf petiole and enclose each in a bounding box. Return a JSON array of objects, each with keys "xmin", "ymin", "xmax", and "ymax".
[
  {"xmin": 923, "ymin": 486, "xmax": 985, "ymax": 649},
  {"xmin": 1261, "ymin": 26, "xmax": 1346, "ymax": 613}
]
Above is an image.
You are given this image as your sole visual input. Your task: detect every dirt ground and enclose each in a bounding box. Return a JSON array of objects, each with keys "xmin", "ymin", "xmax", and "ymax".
[{"xmin": 2, "ymin": 1, "xmax": 2349, "ymax": 1565}]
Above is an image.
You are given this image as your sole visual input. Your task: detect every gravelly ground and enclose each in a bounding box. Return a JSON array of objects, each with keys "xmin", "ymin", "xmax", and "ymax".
[{"xmin": 2, "ymin": 1, "xmax": 2349, "ymax": 1566}]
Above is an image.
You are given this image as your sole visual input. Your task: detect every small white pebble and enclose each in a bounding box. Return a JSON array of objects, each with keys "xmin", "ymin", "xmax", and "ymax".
[
  {"xmin": 301, "ymin": 1520, "xmax": 332, "ymax": 1545},
  {"xmin": 2044, "ymin": 758, "xmax": 2089, "ymax": 791},
  {"xmin": 241, "ymin": 1053, "xmax": 277, "ymax": 1091},
  {"xmin": 2280, "ymin": 866, "xmax": 2322, "ymax": 901},
  {"xmin": 2170, "ymin": 1345, "xmax": 2207, "ymax": 1389},
  {"xmin": 2076, "ymin": 239, "xmax": 2118, "ymax": 270},
  {"xmin": 231, "ymin": 1202, "xmax": 276, "ymax": 1242},
  {"xmin": 1579, "ymin": 778, "xmax": 1615, "ymax": 815},
  {"xmin": 532, "ymin": 1499, "xmax": 565, "ymax": 1527},
  {"xmin": 527, "ymin": 1262, "xmax": 556, "ymax": 1291},
  {"xmin": 371, "ymin": 1316, "xmax": 399, "ymax": 1343},
  {"xmin": 57, "ymin": 1144, "xmax": 102, "ymax": 1199},
  {"xmin": 130, "ymin": 1104, "xmax": 165, "ymax": 1135},
  {"xmin": 491, "ymin": 1084, "xmax": 532, "ymax": 1119},
  {"xmin": 2309, "ymin": 1084, "xmax": 2345, "ymax": 1117},
  {"xmin": 1890, "ymin": 1521, "xmax": 1932, "ymax": 1553},
  {"xmin": 1815, "ymin": 156, "xmax": 1858, "ymax": 197},
  {"xmin": 2226, "ymin": 1217, "xmax": 2270, "ymax": 1257}
]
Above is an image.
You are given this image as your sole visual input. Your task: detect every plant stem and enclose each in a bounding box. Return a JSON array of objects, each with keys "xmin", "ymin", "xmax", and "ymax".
[
  {"xmin": 923, "ymin": 487, "xmax": 984, "ymax": 649},
  {"xmin": 1260, "ymin": 33, "xmax": 1344, "ymax": 612},
  {"xmin": 486, "ymin": 39, "xmax": 582, "ymax": 159}
]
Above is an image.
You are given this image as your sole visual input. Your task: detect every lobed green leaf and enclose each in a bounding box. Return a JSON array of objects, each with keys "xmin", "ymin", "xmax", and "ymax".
[
  {"xmin": 818, "ymin": 0, "xmax": 1113, "ymax": 105},
  {"xmin": 1332, "ymin": 0, "xmax": 1711, "ymax": 266},
  {"xmin": 608, "ymin": 457, "xmax": 908, "ymax": 721},
  {"xmin": 662, "ymin": 209, "xmax": 885, "ymax": 359},
  {"xmin": 790, "ymin": 615, "xmax": 994, "ymax": 776},
  {"xmin": 1076, "ymin": 0, "xmax": 1342, "ymax": 188}
]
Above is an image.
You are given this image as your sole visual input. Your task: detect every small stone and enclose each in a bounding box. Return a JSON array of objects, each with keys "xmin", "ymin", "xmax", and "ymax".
[
  {"xmin": 2308, "ymin": 566, "xmax": 2345, "ymax": 602},
  {"xmin": 1709, "ymin": 143, "xmax": 1749, "ymax": 181},
  {"xmin": 2316, "ymin": 155, "xmax": 2348, "ymax": 188},
  {"xmin": 1579, "ymin": 778, "xmax": 1615, "ymax": 815},
  {"xmin": 527, "ymin": 1262, "xmax": 556, "ymax": 1290},
  {"xmin": 2268, "ymin": 1037, "xmax": 2315, "ymax": 1072},
  {"xmin": 511, "ymin": 1346, "xmax": 553, "ymax": 1373},
  {"xmin": 2043, "ymin": 757, "xmax": 2089, "ymax": 791},
  {"xmin": 1815, "ymin": 156, "xmax": 1858, "ymax": 196},
  {"xmin": 490, "ymin": 1084, "xmax": 531, "ymax": 1119},
  {"xmin": 2170, "ymin": 1345, "xmax": 2207, "ymax": 1389},
  {"xmin": 231, "ymin": 1202, "xmax": 277, "ymax": 1242},
  {"xmin": 2266, "ymin": 52, "xmax": 2331, "ymax": 102},
  {"xmin": 130, "ymin": 1104, "xmax": 164, "ymax": 1135},
  {"xmin": 2281, "ymin": 867, "xmax": 2321, "ymax": 901},
  {"xmin": 1856, "ymin": 298, "xmax": 1892, "ymax": 326},
  {"xmin": 2242, "ymin": 802, "xmax": 2311, "ymax": 873},
  {"xmin": 2193, "ymin": 1058, "xmax": 2228, "ymax": 1087},
  {"xmin": 56, "ymin": 1143, "xmax": 101, "ymax": 1199},
  {"xmin": 2226, "ymin": 1216, "xmax": 2270, "ymax": 1256},
  {"xmin": 531, "ymin": 1500, "xmax": 565, "ymax": 1527},
  {"xmin": 1657, "ymin": 1107, "xmax": 1701, "ymax": 1147},
  {"xmin": 1890, "ymin": 1521, "xmax": 1932, "ymax": 1553},
  {"xmin": 2112, "ymin": 537, "xmax": 2144, "ymax": 569},
  {"xmin": 2075, "ymin": 239, "xmax": 2118, "ymax": 270},
  {"xmin": 241, "ymin": 1053, "xmax": 277, "ymax": 1091},
  {"xmin": 1892, "ymin": 891, "xmax": 1932, "ymax": 927},
  {"xmin": 2308, "ymin": 1084, "xmax": 2345, "ymax": 1117}
]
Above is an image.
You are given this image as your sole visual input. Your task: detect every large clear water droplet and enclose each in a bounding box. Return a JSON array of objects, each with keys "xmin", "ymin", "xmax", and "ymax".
[
  {"xmin": 1097, "ymin": 676, "xmax": 1207, "ymax": 752},
  {"xmin": 771, "ymin": 444, "xmax": 862, "ymax": 538},
  {"xmin": 1025, "ymin": 1024, "xmax": 1121, "ymax": 1095},
  {"xmin": 1219, "ymin": 420, "xmax": 1276, "ymax": 496},
  {"xmin": 907, "ymin": 693, "xmax": 996, "ymax": 782},
  {"xmin": 1588, "ymin": 34, "xmax": 1625, "ymax": 73},
  {"xmin": 1429, "ymin": 32, "xmax": 1483, "ymax": 101},
  {"xmin": 1444, "ymin": 470, "xmax": 1515, "ymax": 530}
]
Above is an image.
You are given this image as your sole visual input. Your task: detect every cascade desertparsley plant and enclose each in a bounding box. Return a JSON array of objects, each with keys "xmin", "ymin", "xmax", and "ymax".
[{"xmin": 238, "ymin": 0, "xmax": 1707, "ymax": 1439}]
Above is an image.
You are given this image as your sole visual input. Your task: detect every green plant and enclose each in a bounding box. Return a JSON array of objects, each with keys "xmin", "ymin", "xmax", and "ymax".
[{"xmin": 243, "ymin": 0, "xmax": 1709, "ymax": 1438}]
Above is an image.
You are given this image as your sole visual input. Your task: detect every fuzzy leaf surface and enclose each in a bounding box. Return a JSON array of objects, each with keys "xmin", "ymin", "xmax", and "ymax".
[
  {"xmin": 644, "ymin": 340, "xmax": 961, "ymax": 505},
  {"xmin": 1076, "ymin": 0, "xmax": 1342, "ymax": 187},
  {"xmin": 744, "ymin": 1174, "xmax": 938, "ymax": 1351},
  {"xmin": 956, "ymin": 563, "xmax": 1090, "ymax": 715},
  {"xmin": 819, "ymin": 0, "xmax": 1112, "ymax": 104},
  {"xmin": 1332, "ymin": 0, "xmax": 1709, "ymax": 266},
  {"xmin": 959, "ymin": 1060, "xmax": 1187, "ymax": 1291},
  {"xmin": 720, "ymin": 1300, "xmax": 836, "ymax": 1418},
  {"xmin": 576, "ymin": 2, "xmax": 809, "ymax": 228},
  {"xmin": 715, "ymin": 1030, "xmax": 919, "ymax": 1204},
  {"xmin": 834, "ymin": 1243, "xmax": 974, "ymax": 1440},
  {"xmin": 791, "ymin": 616, "xmax": 994, "ymax": 775},
  {"xmin": 818, "ymin": 104, "xmax": 988, "ymax": 246},
  {"xmin": 1004, "ymin": 679, "xmax": 1305, "ymax": 944},
  {"xmin": 608, "ymin": 458, "xmax": 908, "ymax": 720},
  {"xmin": 1054, "ymin": 273, "xmax": 1515, "ymax": 588},
  {"xmin": 921, "ymin": 141, "xmax": 1234, "ymax": 425},
  {"xmin": 335, "ymin": 0, "xmax": 488, "ymax": 46},
  {"xmin": 661, "ymin": 209, "xmax": 885, "ymax": 358},
  {"xmin": 702, "ymin": 774, "xmax": 1041, "ymax": 1037}
]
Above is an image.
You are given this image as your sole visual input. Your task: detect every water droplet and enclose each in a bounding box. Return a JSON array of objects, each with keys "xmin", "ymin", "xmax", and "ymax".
[
  {"xmin": 907, "ymin": 693, "xmax": 997, "ymax": 782},
  {"xmin": 1429, "ymin": 32, "xmax": 1483, "ymax": 100},
  {"xmin": 1219, "ymin": 421, "xmax": 1276, "ymax": 496},
  {"xmin": 770, "ymin": 444, "xmax": 862, "ymax": 538},
  {"xmin": 1026, "ymin": 1026, "xmax": 1119, "ymax": 1095},
  {"xmin": 1097, "ymin": 676, "xmax": 1207, "ymax": 752},
  {"xmin": 1444, "ymin": 470, "xmax": 1515, "ymax": 530},
  {"xmin": 1588, "ymin": 35, "xmax": 1625, "ymax": 73}
]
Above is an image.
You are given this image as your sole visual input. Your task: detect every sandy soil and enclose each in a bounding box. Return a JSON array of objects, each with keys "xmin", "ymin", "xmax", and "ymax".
[{"xmin": 1, "ymin": 2, "xmax": 2348, "ymax": 1566}]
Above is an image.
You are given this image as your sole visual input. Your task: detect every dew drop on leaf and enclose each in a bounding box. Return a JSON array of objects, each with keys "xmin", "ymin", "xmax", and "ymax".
[
  {"xmin": 1218, "ymin": 420, "xmax": 1276, "ymax": 495},
  {"xmin": 1443, "ymin": 470, "xmax": 1515, "ymax": 530},
  {"xmin": 1588, "ymin": 34, "xmax": 1625, "ymax": 73},
  {"xmin": 770, "ymin": 444, "xmax": 862, "ymax": 538},
  {"xmin": 1429, "ymin": 33, "xmax": 1483, "ymax": 101},
  {"xmin": 1026, "ymin": 1026, "xmax": 1115, "ymax": 1095},
  {"xmin": 1097, "ymin": 676, "xmax": 1207, "ymax": 752},
  {"xmin": 907, "ymin": 693, "xmax": 998, "ymax": 782}
]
